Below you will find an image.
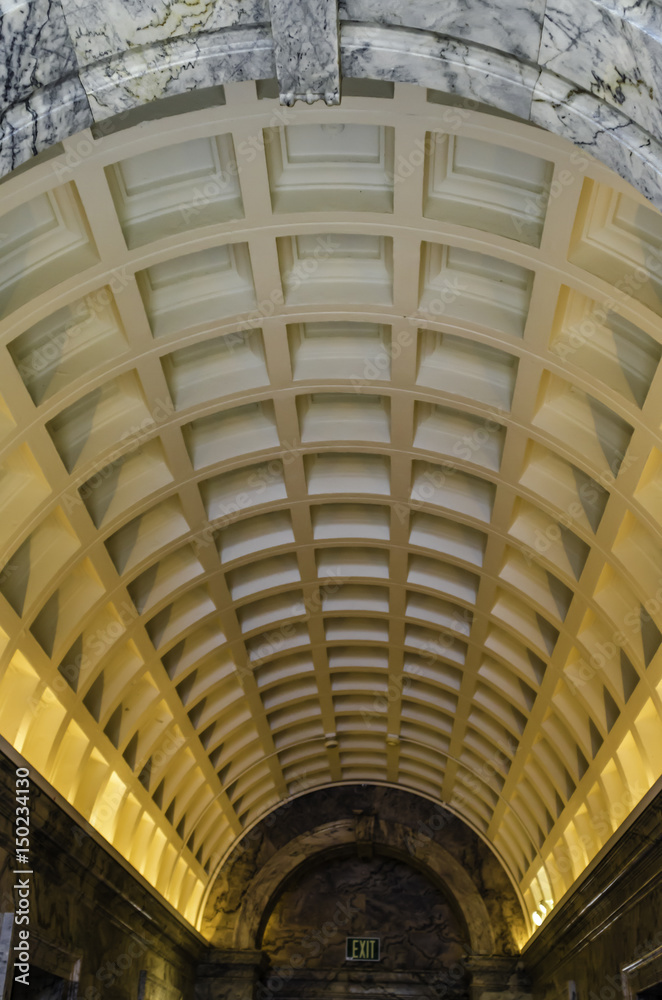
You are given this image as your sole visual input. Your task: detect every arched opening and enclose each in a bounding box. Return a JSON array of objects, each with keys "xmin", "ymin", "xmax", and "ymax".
[
  {"xmin": 256, "ymin": 846, "xmax": 472, "ymax": 998},
  {"xmin": 198, "ymin": 786, "xmax": 529, "ymax": 998}
]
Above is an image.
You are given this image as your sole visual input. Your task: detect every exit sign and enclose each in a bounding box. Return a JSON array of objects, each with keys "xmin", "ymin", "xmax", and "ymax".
[{"xmin": 346, "ymin": 936, "xmax": 380, "ymax": 961}]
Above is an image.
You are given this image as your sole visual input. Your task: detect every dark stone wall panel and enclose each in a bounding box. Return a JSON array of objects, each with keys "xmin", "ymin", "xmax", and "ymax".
[
  {"xmin": 526, "ymin": 788, "xmax": 662, "ymax": 998},
  {"xmin": 0, "ymin": 744, "xmax": 204, "ymax": 1000}
]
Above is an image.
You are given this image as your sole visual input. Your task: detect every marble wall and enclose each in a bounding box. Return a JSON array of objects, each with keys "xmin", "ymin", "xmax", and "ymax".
[
  {"xmin": 0, "ymin": 744, "xmax": 204, "ymax": 1000},
  {"xmin": 526, "ymin": 786, "xmax": 662, "ymax": 999},
  {"xmin": 2, "ymin": 753, "xmax": 522, "ymax": 1000},
  {"xmin": 256, "ymin": 850, "xmax": 472, "ymax": 998},
  {"xmin": 1, "ymin": 732, "xmax": 660, "ymax": 1000},
  {"xmin": 261, "ymin": 851, "xmax": 468, "ymax": 968},
  {"xmin": 201, "ymin": 785, "xmax": 526, "ymax": 957},
  {"xmin": 2, "ymin": 0, "xmax": 662, "ymax": 207},
  {"xmin": 199, "ymin": 785, "xmax": 531, "ymax": 1000}
]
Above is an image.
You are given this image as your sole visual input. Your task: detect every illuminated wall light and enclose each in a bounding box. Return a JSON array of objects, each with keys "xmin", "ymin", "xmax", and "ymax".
[{"xmin": 532, "ymin": 900, "xmax": 552, "ymax": 927}]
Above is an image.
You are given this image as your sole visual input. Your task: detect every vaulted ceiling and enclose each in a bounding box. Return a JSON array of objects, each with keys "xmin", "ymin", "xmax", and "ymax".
[{"xmin": 1, "ymin": 0, "xmax": 662, "ymax": 944}]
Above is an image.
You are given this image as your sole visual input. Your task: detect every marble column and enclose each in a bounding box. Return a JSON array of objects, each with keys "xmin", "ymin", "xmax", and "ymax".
[
  {"xmin": 195, "ymin": 949, "xmax": 265, "ymax": 1000},
  {"xmin": 465, "ymin": 955, "xmax": 532, "ymax": 1000}
]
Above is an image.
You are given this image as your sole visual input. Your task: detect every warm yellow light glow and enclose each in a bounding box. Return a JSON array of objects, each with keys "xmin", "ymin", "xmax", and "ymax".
[{"xmin": 1, "ymin": 74, "xmax": 662, "ymax": 938}]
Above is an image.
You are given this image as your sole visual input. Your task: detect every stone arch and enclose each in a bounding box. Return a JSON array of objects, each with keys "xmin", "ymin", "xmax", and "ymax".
[
  {"xmin": 232, "ymin": 819, "xmax": 495, "ymax": 955},
  {"xmin": 202, "ymin": 786, "xmax": 531, "ymax": 955},
  {"xmin": 202, "ymin": 789, "xmax": 528, "ymax": 953},
  {"xmin": 3, "ymin": 4, "xmax": 662, "ymax": 208}
]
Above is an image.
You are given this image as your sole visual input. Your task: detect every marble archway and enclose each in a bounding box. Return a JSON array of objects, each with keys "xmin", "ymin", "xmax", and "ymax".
[
  {"xmin": 201, "ymin": 787, "xmax": 526, "ymax": 952},
  {"xmin": 3, "ymin": 0, "xmax": 662, "ymax": 209},
  {"xmin": 197, "ymin": 786, "xmax": 529, "ymax": 1000},
  {"xmin": 255, "ymin": 845, "xmax": 474, "ymax": 1000},
  {"xmin": 229, "ymin": 820, "xmax": 495, "ymax": 954}
]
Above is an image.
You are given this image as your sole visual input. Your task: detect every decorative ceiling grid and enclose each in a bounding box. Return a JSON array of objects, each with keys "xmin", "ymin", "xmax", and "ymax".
[{"xmin": 0, "ymin": 80, "xmax": 661, "ymax": 936}]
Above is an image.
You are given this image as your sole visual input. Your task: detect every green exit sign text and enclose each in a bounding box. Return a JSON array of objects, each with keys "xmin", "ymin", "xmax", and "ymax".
[{"xmin": 346, "ymin": 937, "xmax": 380, "ymax": 961}]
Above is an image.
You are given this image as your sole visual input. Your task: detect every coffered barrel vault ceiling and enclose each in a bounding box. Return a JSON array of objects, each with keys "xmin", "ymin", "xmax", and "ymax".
[{"xmin": 2, "ymin": 0, "xmax": 662, "ymax": 944}]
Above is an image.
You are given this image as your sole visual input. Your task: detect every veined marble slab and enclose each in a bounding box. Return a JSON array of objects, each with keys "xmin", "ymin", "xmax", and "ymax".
[
  {"xmin": 59, "ymin": 0, "xmax": 270, "ymax": 66},
  {"xmin": 339, "ymin": 0, "xmax": 546, "ymax": 63},
  {"xmin": 269, "ymin": 0, "xmax": 340, "ymax": 104},
  {"xmin": 340, "ymin": 23, "xmax": 539, "ymax": 121},
  {"xmin": 532, "ymin": 68, "xmax": 662, "ymax": 210},
  {"xmin": 0, "ymin": 77, "xmax": 92, "ymax": 175},
  {"xmin": 597, "ymin": 0, "xmax": 662, "ymax": 23},
  {"xmin": 540, "ymin": 0, "xmax": 662, "ymax": 145},
  {"xmin": 78, "ymin": 25, "xmax": 275, "ymax": 120},
  {"xmin": 0, "ymin": 0, "xmax": 660, "ymax": 216},
  {"xmin": 0, "ymin": 0, "xmax": 79, "ymax": 110}
]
